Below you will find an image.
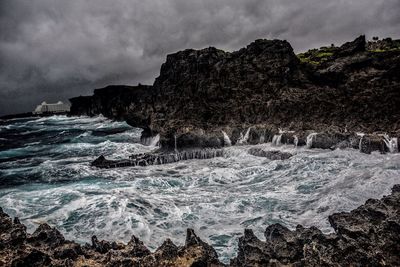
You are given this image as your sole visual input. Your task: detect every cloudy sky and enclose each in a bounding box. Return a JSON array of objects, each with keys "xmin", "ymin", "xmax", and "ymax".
[{"xmin": 0, "ymin": 0, "xmax": 399, "ymax": 115}]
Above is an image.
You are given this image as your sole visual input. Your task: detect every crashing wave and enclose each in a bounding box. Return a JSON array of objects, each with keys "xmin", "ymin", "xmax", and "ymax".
[
  {"xmin": 383, "ymin": 134, "xmax": 398, "ymax": 153},
  {"xmin": 221, "ymin": 130, "xmax": 232, "ymax": 146},
  {"xmin": 306, "ymin": 133, "xmax": 318, "ymax": 149}
]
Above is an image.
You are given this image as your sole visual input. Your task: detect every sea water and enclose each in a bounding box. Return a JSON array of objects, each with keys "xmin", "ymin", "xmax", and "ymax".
[{"xmin": 1, "ymin": 115, "xmax": 399, "ymax": 262}]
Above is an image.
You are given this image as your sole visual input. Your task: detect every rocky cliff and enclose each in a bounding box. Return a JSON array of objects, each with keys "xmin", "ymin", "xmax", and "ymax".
[
  {"xmin": 70, "ymin": 36, "xmax": 400, "ymax": 150},
  {"xmin": 1, "ymin": 184, "xmax": 399, "ymax": 266}
]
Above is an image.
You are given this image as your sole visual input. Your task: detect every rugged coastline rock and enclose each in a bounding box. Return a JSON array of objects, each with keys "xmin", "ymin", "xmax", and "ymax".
[
  {"xmin": 1, "ymin": 184, "xmax": 400, "ymax": 266},
  {"xmin": 70, "ymin": 84, "xmax": 154, "ymax": 131},
  {"xmin": 91, "ymin": 148, "xmax": 224, "ymax": 169},
  {"xmin": 90, "ymin": 130, "xmax": 398, "ymax": 170},
  {"xmin": 248, "ymin": 148, "xmax": 292, "ymax": 160},
  {"xmin": 69, "ymin": 35, "xmax": 400, "ymax": 152}
]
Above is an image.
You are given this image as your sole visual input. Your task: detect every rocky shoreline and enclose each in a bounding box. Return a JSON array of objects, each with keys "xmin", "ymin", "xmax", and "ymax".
[
  {"xmin": 69, "ymin": 35, "xmax": 400, "ymax": 152},
  {"xmin": 91, "ymin": 130, "xmax": 398, "ymax": 169},
  {"xmin": 1, "ymin": 184, "xmax": 399, "ymax": 266}
]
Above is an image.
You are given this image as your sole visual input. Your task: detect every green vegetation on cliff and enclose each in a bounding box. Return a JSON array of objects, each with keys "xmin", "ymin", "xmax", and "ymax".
[
  {"xmin": 297, "ymin": 46, "xmax": 336, "ymax": 65},
  {"xmin": 297, "ymin": 37, "xmax": 400, "ymax": 64}
]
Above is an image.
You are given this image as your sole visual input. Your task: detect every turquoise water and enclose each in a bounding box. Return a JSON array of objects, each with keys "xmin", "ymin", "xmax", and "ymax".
[{"xmin": 1, "ymin": 115, "xmax": 399, "ymax": 261}]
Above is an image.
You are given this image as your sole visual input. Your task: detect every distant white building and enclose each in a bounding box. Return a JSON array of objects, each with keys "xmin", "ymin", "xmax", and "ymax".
[{"xmin": 33, "ymin": 101, "xmax": 70, "ymax": 115}]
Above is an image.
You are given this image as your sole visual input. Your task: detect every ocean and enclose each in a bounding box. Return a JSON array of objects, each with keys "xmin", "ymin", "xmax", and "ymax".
[{"xmin": 1, "ymin": 115, "xmax": 399, "ymax": 262}]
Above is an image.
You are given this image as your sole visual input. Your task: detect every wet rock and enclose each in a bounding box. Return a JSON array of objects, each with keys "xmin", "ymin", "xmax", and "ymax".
[
  {"xmin": 91, "ymin": 155, "xmax": 109, "ymax": 167},
  {"xmin": 231, "ymin": 229, "xmax": 270, "ymax": 266},
  {"xmin": 91, "ymin": 236, "xmax": 112, "ymax": 254},
  {"xmin": 153, "ymin": 239, "xmax": 179, "ymax": 260},
  {"xmin": 126, "ymin": 235, "xmax": 151, "ymax": 258},
  {"xmin": 179, "ymin": 229, "xmax": 222, "ymax": 267},
  {"xmin": 164, "ymin": 131, "xmax": 224, "ymax": 149},
  {"xmin": 231, "ymin": 184, "xmax": 400, "ymax": 266},
  {"xmin": 92, "ymin": 148, "xmax": 224, "ymax": 169},
  {"xmin": 0, "ymin": 207, "xmax": 12, "ymax": 232},
  {"xmin": 310, "ymin": 132, "xmax": 348, "ymax": 149},
  {"xmin": 248, "ymin": 148, "xmax": 293, "ymax": 160},
  {"xmin": 27, "ymin": 223, "xmax": 65, "ymax": 248},
  {"xmin": 359, "ymin": 135, "xmax": 386, "ymax": 154}
]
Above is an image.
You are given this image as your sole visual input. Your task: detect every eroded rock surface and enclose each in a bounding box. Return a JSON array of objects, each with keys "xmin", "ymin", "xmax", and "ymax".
[
  {"xmin": 91, "ymin": 148, "xmax": 224, "ymax": 169},
  {"xmin": 69, "ymin": 36, "xmax": 400, "ymax": 151},
  {"xmin": 248, "ymin": 148, "xmax": 293, "ymax": 160},
  {"xmin": 1, "ymin": 185, "xmax": 400, "ymax": 266},
  {"xmin": 231, "ymin": 185, "xmax": 400, "ymax": 266}
]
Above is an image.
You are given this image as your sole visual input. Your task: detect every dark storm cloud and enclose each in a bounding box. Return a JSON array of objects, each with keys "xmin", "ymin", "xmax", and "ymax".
[{"xmin": 1, "ymin": 0, "xmax": 399, "ymax": 115}]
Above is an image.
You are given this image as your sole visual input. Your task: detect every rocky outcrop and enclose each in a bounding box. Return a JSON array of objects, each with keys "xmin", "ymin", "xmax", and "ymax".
[
  {"xmin": 91, "ymin": 148, "xmax": 224, "ymax": 169},
  {"xmin": 69, "ymin": 36, "xmax": 400, "ymax": 151},
  {"xmin": 70, "ymin": 84, "xmax": 154, "ymax": 131},
  {"xmin": 248, "ymin": 148, "xmax": 292, "ymax": 160},
  {"xmin": 231, "ymin": 184, "xmax": 400, "ymax": 266},
  {"xmin": 1, "ymin": 185, "xmax": 400, "ymax": 266},
  {"xmin": 0, "ymin": 207, "xmax": 223, "ymax": 266},
  {"xmin": 90, "ymin": 130, "xmax": 397, "ymax": 170}
]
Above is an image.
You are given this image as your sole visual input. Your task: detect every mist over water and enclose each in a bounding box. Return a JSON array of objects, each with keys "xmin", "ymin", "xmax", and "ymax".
[{"xmin": 1, "ymin": 116, "xmax": 399, "ymax": 262}]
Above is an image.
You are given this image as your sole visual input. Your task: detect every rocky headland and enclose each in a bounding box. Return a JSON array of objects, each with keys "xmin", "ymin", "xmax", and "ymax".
[
  {"xmin": 1, "ymin": 184, "xmax": 399, "ymax": 266},
  {"xmin": 69, "ymin": 36, "xmax": 400, "ymax": 154},
  {"xmin": 68, "ymin": 35, "xmax": 400, "ymax": 168}
]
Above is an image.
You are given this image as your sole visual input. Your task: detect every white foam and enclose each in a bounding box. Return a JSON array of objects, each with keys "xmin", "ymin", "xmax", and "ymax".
[
  {"xmin": 237, "ymin": 127, "xmax": 251, "ymax": 145},
  {"xmin": 383, "ymin": 134, "xmax": 398, "ymax": 153},
  {"xmin": 306, "ymin": 133, "xmax": 318, "ymax": 149},
  {"xmin": 221, "ymin": 131, "xmax": 232, "ymax": 146},
  {"xmin": 2, "ymin": 116, "xmax": 400, "ymax": 263}
]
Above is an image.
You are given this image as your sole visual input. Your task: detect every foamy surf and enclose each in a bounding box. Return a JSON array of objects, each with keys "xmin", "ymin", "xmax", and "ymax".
[{"xmin": 0, "ymin": 116, "xmax": 399, "ymax": 263}]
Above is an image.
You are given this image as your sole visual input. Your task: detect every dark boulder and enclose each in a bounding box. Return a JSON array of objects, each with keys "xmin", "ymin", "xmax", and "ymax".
[
  {"xmin": 359, "ymin": 135, "xmax": 386, "ymax": 154},
  {"xmin": 248, "ymin": 148, "xmax": 293, "ymax": 160}
]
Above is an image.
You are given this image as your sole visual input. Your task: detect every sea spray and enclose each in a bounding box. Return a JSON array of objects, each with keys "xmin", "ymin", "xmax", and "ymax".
[
  {"xmin": 293, "ymin": 135, "xmax": 299, "ymax": 147},
  {"xmin": 221, "ymin": 131, "xmax": 232, "ymax": 146},
  {"xmin": 142, "ymin": 134, "xmax": 160, "ymax": 147},
  {"xmin": 237, "ymin": 127, "xmax": 251, "ymax": 145},
  {"xmin": 383, "ymin": 134, "xmax": 398, "ymax": 153},
  {"xmin": 272, "ymin": 134, "xmax": 282, "ymax": 146},
  {"xmin": 174, "ymin": 135, "xmax": 178, "ymax": 153},
  {"xmin": 306, "ymin": 133, "xmax": 318, "ymax": 149},
  {"xmin": 259, "ymin": 129, "xmax": 266, "ymax": 143},
  {"xmin": 272, "ymin": 128, "xmax": 284, "ymax": 146},
  {"xmin": 356, "ymin": 133, "xmax": 365, "ymax": 151}
]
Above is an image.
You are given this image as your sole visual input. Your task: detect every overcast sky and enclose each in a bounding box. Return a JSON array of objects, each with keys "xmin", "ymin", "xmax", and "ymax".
[{"xmin": 0, "ymin": 0, "xmax": 399, "ymax": 115}]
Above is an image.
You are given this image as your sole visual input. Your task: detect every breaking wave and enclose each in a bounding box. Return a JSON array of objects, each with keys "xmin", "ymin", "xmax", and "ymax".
[{"xmin": 0, "ymin": 116, "xmax": 399, "ymax": 262}]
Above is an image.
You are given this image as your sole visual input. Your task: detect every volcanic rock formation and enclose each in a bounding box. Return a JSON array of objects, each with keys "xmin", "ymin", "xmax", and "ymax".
[
  {"xmin": 70, "ymin": 36, "xmax": 400, "ymax": 151},
  {"xmin": 1, "ymin": 184, "xmax": 400, "ymax": 266}
]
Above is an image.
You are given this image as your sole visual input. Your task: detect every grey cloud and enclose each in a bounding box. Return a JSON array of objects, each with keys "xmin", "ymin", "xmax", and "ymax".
[{"xmin": 0, "ymin": 0, "xmax": 399, "ymax": 115}]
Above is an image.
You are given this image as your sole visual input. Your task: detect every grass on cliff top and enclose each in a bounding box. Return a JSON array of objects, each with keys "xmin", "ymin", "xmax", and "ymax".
[
  {"xmin": 297, "ymin": 46, "xmax": 336, "ymax": 65},
  {"xmin": 297, "ymin": 40, "xmax": 400, "ymax": 64},
  {"xmin": 369, "ymin": 47, "xmax": 400, "ymax": 53}
]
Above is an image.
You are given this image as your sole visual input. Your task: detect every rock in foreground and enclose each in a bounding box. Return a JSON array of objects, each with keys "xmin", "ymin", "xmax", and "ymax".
[{"xmin": 1, "ymin": 185, "xmax": 400, "ymax": 266}]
